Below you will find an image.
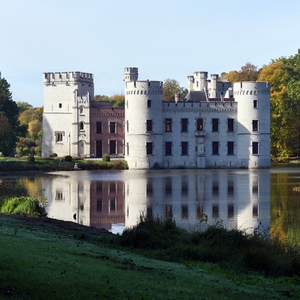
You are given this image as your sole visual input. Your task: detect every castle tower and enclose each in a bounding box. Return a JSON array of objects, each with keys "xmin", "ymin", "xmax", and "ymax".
[
  {"xmin": 124, "ymin": 67, "xmax": 138, "ymax": 82},
  {"xmin": 124, "ymin": 67, "xmax": 163, "ymax": 169},
  {"xmin": 42, "ymin": 72, "xmax": 94, "ymax": 157},
  {"xmin": 235, "ymin": 81, "xmax": 270, "ymax": 168},
  {"xmin": 210, "ymin": 74, "xmax": 218, "ymax": 98}
]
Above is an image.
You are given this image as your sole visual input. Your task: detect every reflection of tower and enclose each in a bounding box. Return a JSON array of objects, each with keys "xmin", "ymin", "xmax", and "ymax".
[
  {"xmin": 89, "ymin": 181, "xmax": 125, "ymax": 231},
  {"xmin": 124, "ymin": 67, "xmax": 164, "ymax": 169}
]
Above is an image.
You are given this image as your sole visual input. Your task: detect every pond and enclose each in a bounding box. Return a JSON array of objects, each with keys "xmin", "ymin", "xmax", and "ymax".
[{"xmin": 1, "ymin": 164, "xmax": 300, "ymax": 244}]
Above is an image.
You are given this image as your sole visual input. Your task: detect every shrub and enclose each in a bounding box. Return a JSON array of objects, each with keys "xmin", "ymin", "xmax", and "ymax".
[
  {"xmin": 27, "ymin": 155, "xmax": 35, "ymax": 163},
  {"xmin": 102, "ymin": 154, "xmax": 110, "ymax": 162},
  {"xmin": 35, "ymin": 146, "xmax": 42, "ymax": 156},
  {"xmin": 0, "ymin": 196, "xmax": 47, "ymax": 217},
  {"xmin": 50, "ymin": 153, "xmax": 58, "ymax": 157},
  {"xmin": 64, "ymin": 155, "xmax": 72, "ymax": 162}
]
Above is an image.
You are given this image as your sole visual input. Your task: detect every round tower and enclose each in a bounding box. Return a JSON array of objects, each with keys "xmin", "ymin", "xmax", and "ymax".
[
  {"xmin": 124, "ymin": 68, "xmax": 163, "ymax": 169},
  {"xmin": 235, "ymin": 81, "xmax": 270, "ymax": 168}
]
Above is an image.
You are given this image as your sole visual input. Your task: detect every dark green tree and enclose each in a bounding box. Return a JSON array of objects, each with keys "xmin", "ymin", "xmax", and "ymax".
[{"xmin": 0, "ymin": 73, "xmax": 23, "ymax": 155}]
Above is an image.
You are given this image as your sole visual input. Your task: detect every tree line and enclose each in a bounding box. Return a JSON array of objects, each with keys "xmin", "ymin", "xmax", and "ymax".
[{"xmin": 1, "ymin": 49, "xmax": 300, "ymax": 160}]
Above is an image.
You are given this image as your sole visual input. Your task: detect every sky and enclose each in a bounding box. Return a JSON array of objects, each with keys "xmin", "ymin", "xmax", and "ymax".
[{"xmin": 1, "ymin": 0, "xmax": 300, "ymax": 108}]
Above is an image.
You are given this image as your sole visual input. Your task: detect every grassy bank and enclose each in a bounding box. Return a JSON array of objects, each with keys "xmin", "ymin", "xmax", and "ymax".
[
  {"xmin": 0, "ymin": 157, "xmax": 128, "ymax": 172},
  {"xmin": 0, "ymin": 214, "xmax": 299, "ymax": 299}
]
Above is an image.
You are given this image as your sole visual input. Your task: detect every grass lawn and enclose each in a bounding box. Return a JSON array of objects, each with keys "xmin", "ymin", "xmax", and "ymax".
[{"xmin": 0, "ymin": 214, "xmax": 299, "ymax": 300}]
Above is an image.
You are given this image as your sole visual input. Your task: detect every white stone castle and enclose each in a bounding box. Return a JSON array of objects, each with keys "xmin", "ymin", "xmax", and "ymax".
[
  {"xmin": 42, "ymin": 67, "xmax": 270, "ymax": 169},
  {"xmin": 124, "ymin": 67, "xmax": 270, "ymax": 169}
]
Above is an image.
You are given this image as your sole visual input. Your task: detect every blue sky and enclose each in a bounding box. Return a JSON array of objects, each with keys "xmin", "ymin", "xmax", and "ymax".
[{"xmin": 1, "ymin": 0, "xmax": 300, "ymax": 107}]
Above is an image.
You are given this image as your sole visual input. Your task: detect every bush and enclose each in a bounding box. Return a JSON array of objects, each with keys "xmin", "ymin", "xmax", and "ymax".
[
  {"xmin": 64, "ymin": 155, "xmax": 72, "ymax": 162},
  {"xmin": 35, "ymin": 146, "xmax": 42, "ymax": 156},
  {"xmin": 27, "ymin": 155, "xmax": 35, "ymax": 163},
  {"xmin": 49, "ymin": 153, "xmax": 58, "ymax": 157},
  {"xmin": 102, "ymin": 154, "xmax": 110, "ymax": 162},
  {"xmin": 0, "ymin": 196, "xmax": 47, "ymax": 217}
]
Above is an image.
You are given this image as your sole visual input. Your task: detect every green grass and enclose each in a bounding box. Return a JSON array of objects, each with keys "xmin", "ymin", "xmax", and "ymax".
[{"xmin": 0, "ymin": 214, "xmax": 299, "ymax": 300}]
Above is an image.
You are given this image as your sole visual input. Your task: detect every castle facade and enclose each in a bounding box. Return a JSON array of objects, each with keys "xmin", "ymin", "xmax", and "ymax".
[{"xmin": 42, "ymin": 68, "xmax": 270, "ymax": 169}]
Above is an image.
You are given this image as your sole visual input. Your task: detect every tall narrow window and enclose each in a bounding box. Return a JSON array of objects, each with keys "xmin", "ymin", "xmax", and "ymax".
[
  {"xmin": 227, "ymin": 141, "xmax": 234, "ymax": 155},
  {"xmin": 165, "ymin": 118, "xmax": 172, "ymax": 132},
  {"xmin": 252, "ymin": 120, "xmax": 258, "ymax": 131},
  {"xmin": 227, "ymin": 119, "xmax": 234, "ymax": 132},
  {"xmin": 212, "ymin": 141, "xmax": 219, "ymax": 155},
  {"xmin": 181, "ymin": 118, "xmax": 188, "ymax": 132},
  {"xmin": 59, "ymin": 103, "xmax": 62, "ymax": 108},
  {"xmin": 80, "ymin": 122, "xmax": 84, "ymax": 130},
  {"xmin": 146, "ymin": 120, "xmax": 152, "ymax": 132},
  {"xmin": 212, "ymin": 118, "xmax": 219, "ymax": 132},
  {"xmin": 181, "ymin": 142, "xmax": 188, "ymax": 155},
  {"xmin": 96, "ymin": 122, "xmax": 102, "ymax": 134},
  {"xmin": 252, "ymin": 142, "xmax": 259, "ymax": 154},
  {"xmin": 253, "ymin": 100, "xmax": 258, "ymax": 108},
  {"xmin": 109, "ymin": 140, "xmax": 117, "ymax": 154},
  {"xmin": 196, "ymin": 118, "xmax": 203, "ymax": 131},
  {"xmin": 165, "ymin": 142, "xmax": 172, "ymax": 155},
  {"xmin": 146, "ymin": 142, "xmax": 153, "ymax": 155},
  {"xmin": 147, "ymin": 99, "xmax": 151, "ymax": 108},
  {"xmin": 110, "ymin": 122, "xmax": 116, "ymax": 133}
]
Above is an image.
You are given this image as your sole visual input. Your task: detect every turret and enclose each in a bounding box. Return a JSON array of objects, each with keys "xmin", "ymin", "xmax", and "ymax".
[
  {"xmin": 124, "ymin": 67, "xmax": 139, "ymax": 82},
  {"xmin": 235, "ymin": 81, "xmax": 270, "ymax": 168}
]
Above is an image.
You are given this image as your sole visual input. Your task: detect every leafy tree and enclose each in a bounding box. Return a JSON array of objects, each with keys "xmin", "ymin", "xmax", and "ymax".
[
  {"xmin": 259, "ymin": 50, "xmax": 300, "ymax": 160},
  {"xmin": 17, "ymin": 101, "xmax": 33, "ymax": 114},
  {"xmin": 0, "ymin": 73, "xmax": 21, "ymax": 155},
  {"xmin": 0, "ymin": 112, "xmax": 13, "ymax": 155},
  {"xmin": 162, "ymin": 79, "xmax": 187, "ymax": 101},
  {"xmin": 28, "ymin": 119, "xmax": 42, "ymax": 140},
  {"xmin": 223, "ymin": 63, "xmax": 259, "ymax": 83},
  {"xmin": 19, "ymin": 107, "xmax": 43, "ymax": 126},
  {"xmin": 94, "ymin": 95, "xmax": 110, "ymax": 101},
  {"xmin": 110, "ymin": 94, "xmax": 125, "ymax": 107},
  {"xmin": 94, "ymin": 94, "xmax": 125, "ymax": 107}
]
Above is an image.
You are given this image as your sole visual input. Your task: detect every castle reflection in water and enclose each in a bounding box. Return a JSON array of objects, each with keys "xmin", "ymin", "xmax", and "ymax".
[{"xmin": 43, "ymin": 170, "xmax": 270, "ymax": 234}]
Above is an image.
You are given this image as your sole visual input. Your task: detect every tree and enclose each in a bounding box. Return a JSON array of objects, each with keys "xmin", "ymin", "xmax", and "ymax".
[
  {"xmin": 110, "ymin": 94, "xmax": 125, "ymax": 107},
  {"xmin": 162, "ymin": 79, "xmax": 187, "ymax": 101},
  {"xmin": 0, "ymin": 112, "xmax": 13, "ymax": 155},
  {"xmin": 222, "ymin": 63, "xmax": 259, "ymax": 83},
  {"xmin": 0, "ymin": 73, "xmax": 21, "ymax": 155},
  {"xmin": 259, "ymin": 50, "xmax": 300, "ymax": 160},
  {"xmin": 19, "ymin": 107, "xmax": 43, "ymax": 126},
  {"xmin": 17, "ymin": 101, "xmax": 33, "ymax": 114},
  {"xmin": 94, "ymin": 95, "xmax": 109, "ymax": 101}
]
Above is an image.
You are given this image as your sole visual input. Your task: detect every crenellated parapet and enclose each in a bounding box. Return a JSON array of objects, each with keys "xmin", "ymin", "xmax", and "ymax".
[
  {"xmin": 125, "ymin": 80, "xmax": 163, "ymax": 96},
  {"xmin": 233, "ymin": 81, "xmax": 270, "ymax": 96},
  {"xmin": 43, "ymin": 72, "xmax": 94, "ymax": 86}
]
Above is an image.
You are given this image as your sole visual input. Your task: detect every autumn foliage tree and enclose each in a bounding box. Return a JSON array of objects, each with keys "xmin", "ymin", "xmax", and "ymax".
[
  {"xmin": 259, "ymin": 50, "xmax": 300, "ymax": 160},
  {"xmin": 94, "ymin": 94, "xmax": 125, "ymax": 107},
  {"xmin": 162, "ymin": 79, "xmax": 188, "ymax": 101},
  {"xmin": 223, "ymin": 62, "xmax": 260, "ymax": 83},
  {"xmin": 17, "ymin": 107, "xmax": 43, "ymax": 156}
]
